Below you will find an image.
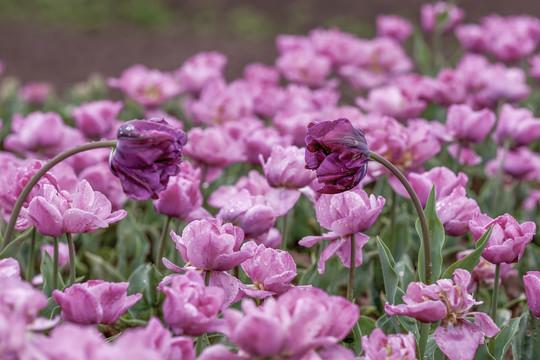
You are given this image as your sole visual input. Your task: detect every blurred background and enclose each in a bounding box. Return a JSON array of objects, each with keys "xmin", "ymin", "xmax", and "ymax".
[{"xmin": 1, "ymin": 0, "xmax": 540, "ymax": 89}]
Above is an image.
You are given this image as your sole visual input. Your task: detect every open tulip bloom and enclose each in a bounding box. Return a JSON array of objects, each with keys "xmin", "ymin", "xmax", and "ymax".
[{"xmin": 3, "ymin": 5, "xmax": 540, "ymax": 359}]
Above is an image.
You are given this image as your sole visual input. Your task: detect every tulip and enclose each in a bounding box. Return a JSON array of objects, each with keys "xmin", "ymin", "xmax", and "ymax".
[{"xmin": 524, "ymin": 272, "xmax": 540, "ymax": 318}]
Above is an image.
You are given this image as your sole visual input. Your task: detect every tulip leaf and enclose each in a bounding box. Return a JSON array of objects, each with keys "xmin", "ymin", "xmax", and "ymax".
[
  {"xmin": 376, "ymin": 236, "xmax": 399, "ymax": 304},
  {"xmin": 473, "ymin": 343, "xmax": 495, "ymax": 360},
  {"xmin": 416, "ymin": 185, "xmax": 445, "ymax": 284},
  {"xmin": 491, "ymin": 316, "xmax": 521, "ymax": 360},
  {"xmin": 85, "ymin": 251, "xmax": 125, "ymax": 282},
  {"xmin": 441, "ymin": 226, "xmax": 492, "ymax": 279},
  {"xmin": 0, "ymin": 228, "xmax": 33, "ymax": 259},
  {"xmin": 511, "ymin": 311, "xmax": 540, "ymax": 360},
  {"xmin": 423, "ymin": 335, "xmax": 444, "ymax": 360}
]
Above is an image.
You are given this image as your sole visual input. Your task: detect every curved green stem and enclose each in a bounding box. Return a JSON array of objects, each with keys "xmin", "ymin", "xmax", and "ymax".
[
  {"xmin": 66, "ymin": 233, "xmax": 76, "ymax": 285},
  {"xmin": 156, "ymin": 216, "xmax": 172, "ymax": 269},
  {"xmin": 347, "ymin": 233, "xmax": 356, "ymax": 302},
  {"xmin": 370, "ymin": 151, "xmax": 432, "ymax": 284},
  {"xmin": 0, "ymin": 140, "xmax": 117, "ymax": 251}
]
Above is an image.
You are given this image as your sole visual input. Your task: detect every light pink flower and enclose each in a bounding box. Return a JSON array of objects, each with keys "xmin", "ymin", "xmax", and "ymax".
[
  {"xmin": 469, "ymin": 213, "xmax": 536, "ymax": 264},
  {"xmin": 183, "ymin": 125, "xmax": 246, "ymax": 167},
  {"xmin": 108, "ymin": 64, "xmax": 181, "ymax": 107},
  {"xmin": 0, "ymin": 258, "xmax": 20, "ymax": 279},
  {"xmin": 243, "ymin": 62, "xmax": 280, "ymax": 86},
  {"xmin": 244, "ymin": 127, "xmax": 292, "ymax": 165},
  {"xmin": 457, "ymin": 250, "xmax": 517, "ymax": 291},
  {"xmin": 34, "ymin": 322, "xmax": 106, "ymax": 359},
  {"xmin": 530, "ymin": 54, "xmax": 540, "ymax": 81},
  {"xmin": 78, "ymin": 162, "xmax": 127, "ymax": 210},
  {"xmin": 524, "ymin": 271, "xmax": 540, "ymax": 318},
  {"xmin": 406, "ymin": 166, "xmax": 468, "ymax": 207},
  {"xmin": 72, "ymin": 100, "xmax": 123, "ymax": 139},
  {"xmin": 445, "ymin": 104, "xmax": 495, "ymax": 144},
  {"xmin": 386, "ymin": 269, "xmax": 499, "ymax": 360},
  {"xmin": 436, "ymin": 187, "xmax": 480, "ymax": 236},
  {"xmin": 421, "ymin": 2, "xmax": 465, "ymax": 33},
  {"xmin": 41, "ymin": 242, "xmax": 71, "ymax": 268},
  {"xmin": 176, "ymin": 51, "xmax": 227, "ymax": 94},
  {"xmin": 356, "ymin": 85, "xmax": 426, "ymax": 121},
  {"xmin": 18, "ymin": 82, "xmax": 53, "ymax": 105},
  {"xmin": 493, "ymin": 104, "xmax": 540, "ymax": 147},
  {"xmin": 161, "ymin": 271, "xmax": 224, "ymax": 336},
  {"xmin": 171, "ymin": 218, "xmax": 253, "ymax": 271},
  {"xmin": 376, "ymin": 15, "xmax": 413, "ymax": 43},
  {"xmin": 261, "ymin": 145, "xmax": 315, "ymax": 188},
  {"xmin": 359, "ymin": 328, "xmax": 416, "ymax": 360},
  {"xmin": 276, "ymin": 48, "xmax": 332, "ymax": 87},
  {"xmin": 52, "ymin": 280, "xmax": 142, "ymax": 324}
]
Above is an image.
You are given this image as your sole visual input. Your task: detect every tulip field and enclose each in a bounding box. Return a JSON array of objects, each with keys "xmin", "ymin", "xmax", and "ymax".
[{"xmin": 2, "ymin": 2, "xmax": 540, "ymax": 359}]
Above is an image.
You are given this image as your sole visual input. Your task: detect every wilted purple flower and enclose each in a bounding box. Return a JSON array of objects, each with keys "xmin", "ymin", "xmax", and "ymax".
[
  {"xmin": 469, "ymin": 213, "xmax": 536, "ymax": 264},
  {"xmin": 421, "ymin": 2, "xmax": 465, "ymax": 33},
  {"xmin": 72, "ymin": 100, "xmax": 123, "ymax": 139},
  {"xmin": 217, "ymin": 190, "xmax": 277, "ymax": 238},
  {"xmin": 110, "ymin": 119, "xmax": 187, "ymax": 200},
  {"xmin": 52, "ymin": 280, "xmax": 142, "ymax": 324},
  {"xmin": 160, "ymin": 271, "xmax": 224, "ymax": 336},
  {"xmin": 385, "ymin": 269, "xmax": 499, "ymax": 360},
  {"xmin": 493, "ymin": 104, "xmax": 540, "ymax": 147},
  {"xmin": 239, "ymin": 241, "xmax": 296, "ymax": 298},
  {"xmin": 261, "ymin": 145, "xmax": 315, "ymax": 189},
  {"xmin": 171, "ymin": 218, "xmax": 253, "ymax": 271},
  {"xmin": 359, "ymin": 328, "xmax": 416, "ymax": 360},
  {"xmin": 524, "ymin": 271, "xmax": 540, "ymax": 317},
  {"xmin": 221, "ymin": 288, "xmax": 359, "ymax": 359},
  {"xmin": 108, "ymin": 64, "xmax": 181, "ymax": 107},
  {"xmin": 305, "ymin": 118, "xmax": 370, "ymax": 194},
  {"xmin": 176, "ymin": 51, "xmax": 227, "ymax": 94},
  {"xmin": 376, "ymin": 15, "xmax": 413, "ymax": 43}
]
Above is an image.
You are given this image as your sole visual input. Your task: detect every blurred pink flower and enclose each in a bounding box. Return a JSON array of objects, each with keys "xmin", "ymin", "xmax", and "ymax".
[
  {"xmin": 41, "ymin": 242, "xmax": 71, "ymax": 268},
  {"xmin": 176, "ymin": 51, "xmax": 227, "ymax": 94},
  {"xmin": 376, "ymin": 14, "xmax": 413, "ymax": 43},
  {"xmin": 18, "ymin": 82, "xmax": 53, "ymax": 105},
  {"xmin": 72, "ymin": 100, "xmax": 123, "ymax": 139},
  {"xmin": 360, "ymin": 328, "xmax": 416, "ymax": 360},
  {"xmin": 524, "ymin": 271, "xmax": 540, "ymax": 318},
  {"xmin": 52, "ymin": 280, "xmax": 142, "ymax": 324},
  {"xmin": 261, "ymin": 145, "xmax": 315, "ymax": 189},
  {"xmin": 421, "ymin": 2, "xmax": 465, "ymax": 33},
  {"xmin": 493, "ymin": 104, "xmax": 540, "ymax": 147}
]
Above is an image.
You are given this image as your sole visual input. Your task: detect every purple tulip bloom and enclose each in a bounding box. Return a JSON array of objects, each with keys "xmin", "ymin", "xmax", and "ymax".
[
  {"xmin": 385, "ymin": 269, "xmax": 499, "ymax": 360},
  {"xmin": 160, "ymin": 271, "xmax": 224, "ymax": 336},
  {"xmin": 52, "ymin": 280, "xmax": 142, "ymax": 325},
  {"xmin": 359, "ymin": 328, "xmax": 416, "ymax": 360},
  {"xmin": 171, "ymin": 218, "xmax": 253, "ymax": 271},
  {"xmin": 305, "ymin": 118, "xmax": 370, "ymax": 194},
  {"xmin": 469, "ymin": 213, "xmax": 536, "ymax": 264},
  {"xmin": 109, "ymin": 118, "xmax": 187, "ymax": 200},
  {"xmin": 524, "ymin": 271, "xmax": 540, "ymax": 318}
]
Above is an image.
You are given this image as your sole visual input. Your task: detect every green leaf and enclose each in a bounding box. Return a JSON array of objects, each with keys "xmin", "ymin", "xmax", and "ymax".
[
  {"xmin": 0, "ymin": 228, "xmax": 33, "ymax": 259},
  {"xmin": 492, "ymin": 316, "xmax": 521, "ymax": 360},
  {"xmin": 416, "ymin": 185, "xmax": 446, "ymax": 284},
  {"xmin": 376, "ymin": 236, "xmax": 399, "ymax": 304},
  {"xmin": 473, "ymin": 343, "xmax": 495, "ymax": 360},
  {"xmin": 357, "ymin": 315, "xmax": 376, "ymax": 336},
  {"xmin": 512, "ymin": 311, "xmax": 540, "ymax": 359},
  {"xmin": 352, "ymin": 321, "xmax": 363, "ymax": 355},
  {"xmin": 85, "ymin": 251, "xmax": 125, "ymax": 282},
  {"xmin": 441, "ymin": 226, "xmax": 492, "ymax": 279}
]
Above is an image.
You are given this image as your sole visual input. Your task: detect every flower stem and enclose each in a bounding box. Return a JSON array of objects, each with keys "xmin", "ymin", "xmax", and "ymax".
[
  {"xmin": 490, "ymin": 264, "xmax": 501, "ymax": 321},
  {"xmin": 370, "ymin": 151, "xmax": 432, "ymax": 284},
  {"xmin": 66, "ymin": 233, "xmax": 76, "ymax": 285},
  {"xmin": 347, "ymin": 233, "xmax": 356, "ymax": 302},
  {"xmin": 25, "ymin": 228, "xmax": 36, "ymax": 281},
  {"xmin": 156, "ymin": 216, "xmax": 172, "ymax": 269},
  {"xmin": 452, "ymin": 141, "xmax": 463, "ymax": 173},
  {"xmin": 492, "ymin": 139, "xmax": 511, "ymax": 212},
  {"xmin": 280, "ymin": 212, "xmax": 290, "ymax": 251},
  {"xmin": 52, "ymin": 236, "xmax": 59, "ymax": 290},
  {"xmin": 0, "ymin": 140, "xmax": 118, "ymax": 251}
]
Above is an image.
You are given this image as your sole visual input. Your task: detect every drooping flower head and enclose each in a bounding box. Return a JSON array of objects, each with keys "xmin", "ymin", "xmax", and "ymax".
[
  {"xmin": 110, "ymin": 119, "xmax": 187, "ymax": 200},
  {"xmin": 305, "ymin": 118, "xmax": 370, "ymax": 194}
]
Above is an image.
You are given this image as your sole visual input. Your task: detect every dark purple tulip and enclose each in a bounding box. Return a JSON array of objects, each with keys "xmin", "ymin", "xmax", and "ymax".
[
  {"xmin": 305, "ymin": 118, "xmax": 369, "ymax": 194},
  {"xmin": 110, "ymin": 119, "xmax": 187, "ymax": 200}
]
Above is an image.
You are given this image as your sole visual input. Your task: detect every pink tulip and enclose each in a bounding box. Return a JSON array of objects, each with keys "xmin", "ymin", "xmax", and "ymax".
[
  {"xmin": 524, "ymin": 271, "xmax": 540, "ymax": 318},
  {"xmin": 72, "ymin": 100, "xmax": 123, "ymax": 139},
  {"xmin": 52, "ymin": 280, "xmax": 142, "ymax": 324},
  {"xmin": 261, "ymin": 145, "xmax": 315, "ymax": 189},
  {"xmin": 176, "ymin": 51, "xmax": 227, "ymax": 94},
  {"xmin": 360, "ymin": 328, "xmax": 416, "ymax": 360}
]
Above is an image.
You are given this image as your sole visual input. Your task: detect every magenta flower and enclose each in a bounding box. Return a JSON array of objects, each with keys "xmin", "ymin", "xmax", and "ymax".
[
  {"xmin": 524, "ymin": 272, "xmax": 540, "ymax": 318},
  {"xmin": 160, "ymin": 271, "xmax": 224, "ymax": 336},
  {"xmin": 261, "ymin": 145, "xmax": 315, "ymax": 189},
  {"xmin": 72, "ymin": 100, "xmax": 123, "ymax": 139},
  {"xmin": 52, "ymin": 280, "xmax": 142, "ymax": 324},
  {"xmin": 153, "ymin": 161, "xmax": 209, "ymax": 222},
  {"xmin": 171, "ymin": 218, "xmax": 253, "ymax": 271},
  {"xmin": 376, "ymin": 15, "xmax": 413, "ymax": 43},
  {"xmin": 109, "ymin": 118, "xmax": 187, "ymax": 200},
  {"xmin": 217, "ymin": 190, "xmax": 277, "ymax": 238},
  {"xmin": 359, "ymin": 328, "xmax": 416, "ymax": 360},
  {"xmin": 469, "ymin": 213, "xmax": 536, "ymax": 264},
  {"xmin": 221, "ymin": 288, "xmax": 359, "ymax": 359},
  {"xmin": 108, "ymin": 64, "xmax": 181, "ymax": 107},
  {"xmin": 493, "ymin": 104, "xmax": 540, "ymax": 147},
  {"xmin": 305, "ymin": 118, "xmax": 370, "ymax": 194},
  {"xmin": 385, "ymin": 269, "xmax": 499, "ymax": 360},
  {"xmin": 239, "ymin": 241, "xmax": 296, "ymax": 298},
  {"xmin": 176, "ymin": 51, "xmax": 227, "ymax": 94},
  {"xmin": 421, "ymin": 1, "xmax": 465, "ymax": 33}
]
